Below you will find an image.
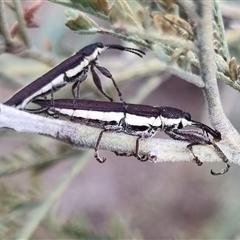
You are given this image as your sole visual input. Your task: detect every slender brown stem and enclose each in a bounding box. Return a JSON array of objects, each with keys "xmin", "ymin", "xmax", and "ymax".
[{"xmin": 12, "ymin": 0, "xmax": 31, "ymax": 48}]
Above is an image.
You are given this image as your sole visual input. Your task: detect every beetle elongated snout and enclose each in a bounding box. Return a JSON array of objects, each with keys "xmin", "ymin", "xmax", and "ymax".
[
  {"xmin": 105, "ymin": 44, "xmax": 145, "ymax": 58},
  {"xmin": 191, "ymin": 120, "xmax": 221, "ymax": 141}
]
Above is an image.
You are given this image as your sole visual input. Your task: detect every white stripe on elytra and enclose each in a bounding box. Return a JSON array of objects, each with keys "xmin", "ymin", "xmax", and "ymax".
[
  {"xmin": 51, "ymin": 74, "xmax": 67, "ymax": 87},
  {"xmin": 65, "ymin": 58, "xmax": 89, "ymax": 78},
  {"xmin": 56, "ymin": 108, "xmax": 162, "ymax": 128},
  {"xmin": 65, "ymin": 47, "xmax": 107, "ymax": 78},
  {"xmin": 160, "ymin": 116, "xmax": 192, "ymax": 128},
  {"xmin": 16, "ymin": 74, "xmax": 64, "ymax": 109},
  {"xmin": 60, "ymin": 109, "xmax": 124, "ymax": 123},
  {"xmin": 125, "ymin": 114, "xmax": 162, "ymax": 127},
  {"xmin": 16, "ymin": 74, "xmax": 65, "ymax": 109}
]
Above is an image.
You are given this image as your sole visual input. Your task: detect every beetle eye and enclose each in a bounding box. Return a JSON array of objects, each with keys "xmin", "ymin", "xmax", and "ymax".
[
  {"xmin": 184, "ymin": 112, "xmax": 191, "ymax": 121},
  {"xmin": 96, "ymin": 42, "xmax": 104, "ymax": 48}
]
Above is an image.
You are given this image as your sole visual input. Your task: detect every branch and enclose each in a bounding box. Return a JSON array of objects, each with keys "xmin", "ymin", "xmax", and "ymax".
[
  {"xmin": 194, "ymin": 1, "xmax": 240, "ymax": 144},
  {"xmin": 22, "ymin": 49, "xmax": 57, "ymax": 67},
  {"xmin": 0, "ymin": 104, "xmax": 237, "ymax": 165}
]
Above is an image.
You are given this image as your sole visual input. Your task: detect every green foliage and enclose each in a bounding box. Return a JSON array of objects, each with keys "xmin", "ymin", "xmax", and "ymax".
[
  {"xmin": 53, "ymin": 215, "xmax": 132, "ymax": 239},
  {"xmin": 0, "ymin": 180, "xmax": 133, "ymax": 239},
  {"xmin": 0, "ymin": 183, "xmax": 36, "ymax": 238}
]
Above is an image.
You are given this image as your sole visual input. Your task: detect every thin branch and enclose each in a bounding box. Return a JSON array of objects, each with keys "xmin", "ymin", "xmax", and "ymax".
[
  {"xmin": 0, "ymin": 0, "xmax": 14, "ymax": 46},
  {"xmin": 193, "ymin": 0, "xmax": 240, "ymax": 169},
  {"xmin": 77, "ymin": 26, "xmax": 240, "ymax": 92},
  {"xmin": 79, "ymin": 28, "xmax": 151, "ymax": 49},
  {"xmin": 115, "ymin": 58, "xmax": 204, "ymax": 89},
  {"xmin": 176, "ymin": 0, "xmax": 199, "ymax": 23},
  {"xmin": 136, "ymin": 32, "xmax": 198, "ymax": 53},
  {"xmin": 10, "ymin": 0, "xmax": 42, "ymax": 37},
  {"xmin": 0, "ymin": 1, "xmax": 56, "ymax": 66},
  {"xmin": 0, "ymin": 104, "xmax": 237, "ymax": 165},
  {"xmin": 161, "ymin": 61, "xmax": 204, "ymax": 87},
  {"xmin": 217, "ymin": 71, "xmax": 240, "ymax": 92},
  {"xmin": 190, "ymin": 54, "xmax": 240, "ymax": 92},
  {"xmin": 22, "ymin": 49, "xmax": 57, "ymax": 67},
  {"xmin": 194, "ymin": 1, "xmax": 239, "ymax": 142},
  {"xmin": 12, "ymin": 0, "xmax": 31, "ymax": 48}
]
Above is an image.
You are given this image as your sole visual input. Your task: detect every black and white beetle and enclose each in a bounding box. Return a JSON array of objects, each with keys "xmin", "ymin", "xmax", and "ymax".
[
  {"xmin": 4, "ymin": 42, "xmax": 145, "ymax": 109},
  {"xmin": 32, "ymin": 98, "xmax": 229, "ymax": 175}
]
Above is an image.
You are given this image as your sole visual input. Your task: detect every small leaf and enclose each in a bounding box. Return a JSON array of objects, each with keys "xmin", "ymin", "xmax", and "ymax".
[
  {"xmin": 96, "ymin": 0, "xmax": 111, "ymax": 15},
  {"xmin": 237, "ymin": 66, "xmax": 240, "ymax": 83},
  {"xmin": 65, "ymin": 9, "xmax": 99, "ymax": 31},
  {"xmin": 215, "ymin": 54, "xmax": 229, "ymax": 74},
  {"xmin": 151, "ymin": 12, "xmax": 194, "ymax": 40},
  {"xmin": 70, "ymin": 0, "xmax": 109, "ymax": 15},
  {"xmin": 228, "ymin": 57, "xmax": 238, "ymax": 81},
  {"xmin": 177, "ymin": 51, "xmax": 194, "ymax": 71},
  {"xmin": 109, "ymin": 0, "xmax": 143, "ymax": 30},
  {"xmin": 155, "ymin": 0, "xmax": 175, "ymax": 11},
  {"xmin": 49, "ymin": 0, "xmax": 109, "ymax": 20}
]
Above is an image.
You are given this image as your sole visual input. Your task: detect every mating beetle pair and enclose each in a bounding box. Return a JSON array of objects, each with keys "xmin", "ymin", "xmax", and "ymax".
[{"xmin": 4, "ymin": 42, "xmax": 230, "ymax": 175}]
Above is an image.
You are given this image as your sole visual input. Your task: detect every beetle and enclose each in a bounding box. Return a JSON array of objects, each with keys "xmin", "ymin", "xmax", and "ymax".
[
  {"xmin": 4, "ymin": 42, "xmax": 145, "ymax": 109},
  {"xmin": 31, "ymin": 98, "xmax": 229, "ymax": 175}
]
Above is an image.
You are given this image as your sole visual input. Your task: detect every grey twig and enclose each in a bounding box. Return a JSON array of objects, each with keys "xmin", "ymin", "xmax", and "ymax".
[{"xmin": 194, "ymin": 1, "xmax": 240, "ymax": 167}]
